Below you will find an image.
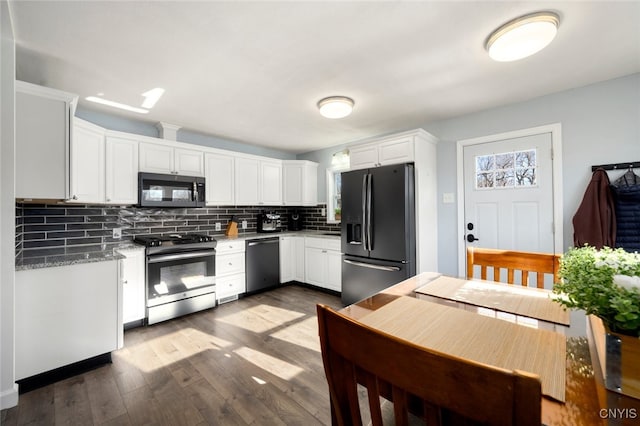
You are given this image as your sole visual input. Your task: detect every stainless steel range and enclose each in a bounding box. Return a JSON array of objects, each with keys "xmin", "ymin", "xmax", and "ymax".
[{"xmin": 133, "ymin": 233, "xmax": 216, "ymax": 325}]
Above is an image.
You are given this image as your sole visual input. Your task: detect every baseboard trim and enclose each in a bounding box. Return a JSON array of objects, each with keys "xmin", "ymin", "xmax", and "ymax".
[
  {"xmin": 0, "ymin": 384, "xmax": 19, "ymax": 410},
  {"xmin": 16, "ymin": 352, "xmax": 112, "ymax": 395}
]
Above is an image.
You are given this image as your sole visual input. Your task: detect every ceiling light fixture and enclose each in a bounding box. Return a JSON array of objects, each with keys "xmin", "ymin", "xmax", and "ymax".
[
  {"xmin": 486, "ymin": 11, "xmax": 559, "ymax": 62},
  {"xmin": 86, "ymin": 96, "xmax": 149, "ymax": 114},
  {"xmin": 317, "ymin": 96, "xmax": 354, "ymax": 119}
]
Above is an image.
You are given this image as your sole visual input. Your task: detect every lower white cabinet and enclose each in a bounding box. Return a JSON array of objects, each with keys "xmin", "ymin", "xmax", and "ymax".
[
  {"xmin": 15, "ymin": 261, "xmax": 123, "ymax": 380},
  {"xmin": 304, "ymin": 237, "xmax": 342, "ymax": 292},
  {"xmin": 216, "ymin": 239, "xmax": 246, "ymax": 302},
  {"xmin": 280, "ymin": 236, "xmax": 305, "ymax": 283},
  {"xmin": 117, "ymin": 247, "xmax": 146, "ymax": 325}
]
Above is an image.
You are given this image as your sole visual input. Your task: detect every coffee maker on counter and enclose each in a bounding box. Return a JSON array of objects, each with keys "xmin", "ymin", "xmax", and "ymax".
[
  {"xmin": 257, "ymin": 211, "xmax": 281, "ymax": 233},
  {"xmin": 288, "ymin": 210, "xmax": 303, "ymax": 231}
]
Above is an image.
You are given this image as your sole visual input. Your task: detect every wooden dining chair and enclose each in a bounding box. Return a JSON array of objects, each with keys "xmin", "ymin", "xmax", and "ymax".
[
  {"xmin": 466, "ymin": 247, "xmax": 561, "ymax": 289},
  {"xmin": 317, "ymin": 304, "xmax": 542, "ymax": 426}
]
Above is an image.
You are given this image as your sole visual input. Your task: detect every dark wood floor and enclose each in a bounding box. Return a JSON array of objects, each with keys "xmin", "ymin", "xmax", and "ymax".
[{"xmin": 1, "ymin": 285, "xmax": 343, "ymax": 425}]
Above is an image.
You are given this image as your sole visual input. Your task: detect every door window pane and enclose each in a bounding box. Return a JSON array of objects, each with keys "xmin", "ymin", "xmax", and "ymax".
[{"xmin": 475, "ymin": 149, "xmax": 537, "ymax": 189}]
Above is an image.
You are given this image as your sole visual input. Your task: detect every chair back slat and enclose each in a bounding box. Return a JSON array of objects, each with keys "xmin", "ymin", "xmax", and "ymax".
[
  {"xmin": 467, "ymin": 247, "xmax": 560, "ymax": 288},
  {"xmin": 317, "ymin": 304, "xmax": 542, "ymax": 426}
]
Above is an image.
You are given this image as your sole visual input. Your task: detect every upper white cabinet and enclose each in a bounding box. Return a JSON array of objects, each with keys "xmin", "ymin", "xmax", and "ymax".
[
  {"xmin": 69, "ymin": 119, "xmax": 105, "ymax": 203},
  {"xmin": 260, "ymin": 160, "xmax": 283, "ymax": 205},
  {"xmin": 234, "ymin": 157, "xmax": 260, "ymax": 205},
  {"xmin": 234, "ymin": 156, "xmax": 283, "ymax": 206},
  {"xmin": 283, "ymin": 160, "xmax": 318, "ymax": 206},
  {"xmin": 205, "ymin": 151, "xmax": 235, "ymax": 206},
  {"xmin": 139, "ymin": 142, "xmax": 204, "ymax": 176},
  {"xmin": 105, "ymin": 135, "xmax": 139, "ymax": 205},
  {"xmin": 349, "ymin": 136, "xmax": 414, "ymax": 170},
  {"xmin": 15, "ymin": 81, "xmax": 77, "ymax": 200}
]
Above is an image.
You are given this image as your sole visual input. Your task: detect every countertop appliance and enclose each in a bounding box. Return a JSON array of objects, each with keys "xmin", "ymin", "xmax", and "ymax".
[
  {"xmin": 288, "ymin": 211, "xmax": 303, "ymax": 231},
  {"xmin": 133, "ymin": 233, "xmax": 217, "ymax": 324},
  {"xmin": 245, "ymin": 237, "xmax": 280, "ymax": 294},
  {"xmin": 341, "ymin": 163, "xmax": 416, "ymax": 305},
  {"xmin": 138, "ymin": 172, "xmax": 205, "ymax": 208},
  {"xmin": 257, "ymin": 211, "xmax": 281, "ymax": 233}
]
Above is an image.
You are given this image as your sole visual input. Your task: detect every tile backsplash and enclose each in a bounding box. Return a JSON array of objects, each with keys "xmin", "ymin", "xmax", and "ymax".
[{"xmin": 15, "ymin": 203, "xmax": 340, "ymax": 261}]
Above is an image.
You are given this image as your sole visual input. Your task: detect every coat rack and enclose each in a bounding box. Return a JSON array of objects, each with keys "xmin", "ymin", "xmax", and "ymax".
[{"xmin": 591, "ymin": 161, "xmax": 640, "ymax": 172}]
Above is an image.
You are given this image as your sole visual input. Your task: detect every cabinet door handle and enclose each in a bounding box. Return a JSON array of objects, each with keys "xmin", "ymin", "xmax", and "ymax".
[
  {"xmin": 72, "ymin": 195, "xmax": 78, "ymax": 200},
  {"xmin": 106, "ymin": 198, "xmax": 111, "ymax": 202},
  {"xmin": 122, "ymin": 280, "xmax": 128, "ymax": 284}
]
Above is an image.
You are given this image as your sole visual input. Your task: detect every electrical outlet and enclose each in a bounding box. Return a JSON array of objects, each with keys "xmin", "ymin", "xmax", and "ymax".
[
  {"xmin": 112, "ymin": 228, "xmax": 122, "ymax": 239},
  {"xmin": 321, "ymin": 208, "xmax": 326, "ymax": 217},
  {"xmin": 215, "ymin": 222, "xmax": 221, "ymax": 231},
  {"xmin": 241, "ymin": 220, "xmax": 247, "ymax": 229}
]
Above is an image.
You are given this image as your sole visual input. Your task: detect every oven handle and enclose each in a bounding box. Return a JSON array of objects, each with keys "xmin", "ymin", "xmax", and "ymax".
[{"xmin": 147, "ymin": 250, "xmax": 216, "ymax": 264}]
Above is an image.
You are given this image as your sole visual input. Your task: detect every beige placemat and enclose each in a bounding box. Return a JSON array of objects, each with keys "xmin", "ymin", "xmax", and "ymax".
[
  {"xmin": 416, "ymin": 276, "xmax": 570, "ymax": 326},
  {"xmin": 359, "ymin": 296, "xmax": 566, "ymax": 402}
]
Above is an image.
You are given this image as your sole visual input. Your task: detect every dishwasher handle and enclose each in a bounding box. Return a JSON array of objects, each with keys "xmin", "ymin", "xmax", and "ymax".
[{"xmin": 247, "ymin": 238, "xmax": 280, "ymax": 247}]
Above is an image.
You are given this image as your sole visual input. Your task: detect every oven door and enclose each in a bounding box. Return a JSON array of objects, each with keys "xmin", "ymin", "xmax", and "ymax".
[{"xmin": 146, "ymin": 249, "xmax": 215, "ymax": 307}]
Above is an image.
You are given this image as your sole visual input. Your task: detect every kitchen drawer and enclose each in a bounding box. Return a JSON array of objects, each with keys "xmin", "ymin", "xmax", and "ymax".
[
  {"xmin": 305, "ymin": 236, "xmax": 341, "ymax": 251},
  {"xmin": 216, "ymin": 252, "xmax": 245, "ymax": 276},
  {"xmin": 326, "ymin": 238, "xmax": 341, "ymax": 252},
  {"xmin": 217, "ymin": 239, "xmax": 245, "ymax": 254},
  {"xmin": 216, "ymin": 273, "xmax": 246, "ymax": 299}
]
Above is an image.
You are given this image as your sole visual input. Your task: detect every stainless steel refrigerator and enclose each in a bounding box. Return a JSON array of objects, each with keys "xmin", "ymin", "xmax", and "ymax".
[{"xmin": 341, "ymin": 163, "xmax": 416, "ymax": 305}]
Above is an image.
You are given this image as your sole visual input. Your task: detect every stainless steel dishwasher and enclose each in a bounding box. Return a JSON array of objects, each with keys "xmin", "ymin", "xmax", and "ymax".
[{"xmin": 245, "ymin": 237, "xmax": 280, "ymax": 294}]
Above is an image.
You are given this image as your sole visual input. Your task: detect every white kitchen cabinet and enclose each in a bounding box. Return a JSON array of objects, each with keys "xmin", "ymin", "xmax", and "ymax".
[
  {"xmin": 139, "ymin": 142, "xmax": 204, "ymax": 176},
  {"xmin": 69, "ymin": 119, "xmax": 105, "ymax": 203},
  {"xmin": 260, "ymin": 160, "xmax": 283, "ymax": 205},
  {"xmin": 279, "ymin": 235, "xmax": 305, "ymax": 283},
  {"xmin": 117, "ymin": 247, "xmax": 146, "ymax": 325},
  {"xmin": 205, "ymin": 151, "xmax": 235, "ymax": 205},
  {"xmin": 215, "ymin": 239, "xmax": 246, "ymax": 302},
  {"xmin": 15, "ymin": 81, "xmax": 77, "ymax": 200},
  {"xmin": 283, "ymin": 160, "xmax": 318, "ymax": 206},
  {"xmin": 234, "ymin": 156, "xmax": 283, "ymax": 206},
  {"xmin": 304, "ymin": 237, "xmax": 342, "ymax": 292},
  {"xmin": 349, "ymin": 136, "xmax": 414, "ymax": 170},
  {"xmin": 105, "ymin": 135, "xmax": 139, "ymax": 205},
  {"xmin": 15, "ymin": 261, "xmax": 123, "ymax": 380},
  {"xmin": 234, "ymin": 157, "xmax": 260, "ymax": 205}
]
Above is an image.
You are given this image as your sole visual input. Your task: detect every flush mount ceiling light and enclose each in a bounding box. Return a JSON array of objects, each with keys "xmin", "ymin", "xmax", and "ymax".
[
  {"xmin": 486, "ymin": 11, "xmax": 560, "ymax": 62},
  {"xmin": 317, "ymin": 96, "xmax": 354, "ymax": 119}
]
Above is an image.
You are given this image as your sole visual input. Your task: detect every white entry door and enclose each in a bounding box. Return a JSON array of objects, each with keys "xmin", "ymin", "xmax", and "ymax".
[{"xmin": 457, "ymin": 125, "xmax": 563, "ymax": 282}]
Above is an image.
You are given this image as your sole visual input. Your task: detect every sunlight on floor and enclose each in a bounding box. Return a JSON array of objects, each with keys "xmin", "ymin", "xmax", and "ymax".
[
  {"xmin": 118, "ymin": 328, "xmax": 234, "ymax": 373},
  {"xmin": 270, "ymin": 316, "xmax": 321, "ymax": 352},
  {"xmin": 216, "ymin": 304, "xmax": 306, "ymax": 333},
  {"xmin": 234, "ymin": 346, "xmax": 304, "ymax": 381}
]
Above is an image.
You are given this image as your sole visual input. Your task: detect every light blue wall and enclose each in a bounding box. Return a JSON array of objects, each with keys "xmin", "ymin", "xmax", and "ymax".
[
  {"xmin": 431, "ymin": 73, "xmax": 639, "ymax": 276},
  {"xmin": 299, "ymin": 73, "xmax": 640, "ymax": 276},
  {"xmin": 75, "ymin": 106, "xmax": 295, "ymax": 160}
]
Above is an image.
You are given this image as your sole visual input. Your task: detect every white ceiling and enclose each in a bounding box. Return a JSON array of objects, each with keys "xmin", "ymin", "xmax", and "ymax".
[{"xmin": 9, "ymin": 1, "xmax": 640, "ymax": 154}]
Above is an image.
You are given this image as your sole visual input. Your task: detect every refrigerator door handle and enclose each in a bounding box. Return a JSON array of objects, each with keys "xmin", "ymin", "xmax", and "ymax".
[
  {"xmin": 343, "ymin": 259, "xmax": 401, "ymax": 272},
  {"xmin": 366, "ymin": 173, "xmax": 373, "ymax": 251},
  {"xmin": 362, "ymin": 174, "xmax": 368, "ymax": 251}
]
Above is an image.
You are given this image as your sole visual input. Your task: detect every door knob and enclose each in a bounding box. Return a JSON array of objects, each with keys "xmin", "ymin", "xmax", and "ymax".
[{"xmin": 466, "ymin": 234, "xmax": 479, "ymax": 243}]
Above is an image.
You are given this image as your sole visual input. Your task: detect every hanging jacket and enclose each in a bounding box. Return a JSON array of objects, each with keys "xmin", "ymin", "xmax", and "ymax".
[
  {"xmin": 612, "ymin": 182, "xmax": 640, "ymax": 252},
  {"xmin": 572, "ymin": 168, "xmax": 616, "ymax": 249}
]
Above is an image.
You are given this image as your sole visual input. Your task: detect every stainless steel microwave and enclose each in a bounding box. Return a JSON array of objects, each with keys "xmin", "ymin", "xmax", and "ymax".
[{"xmin": 138, "ymin": 172, "xmax": 205, "ymax": 208}]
